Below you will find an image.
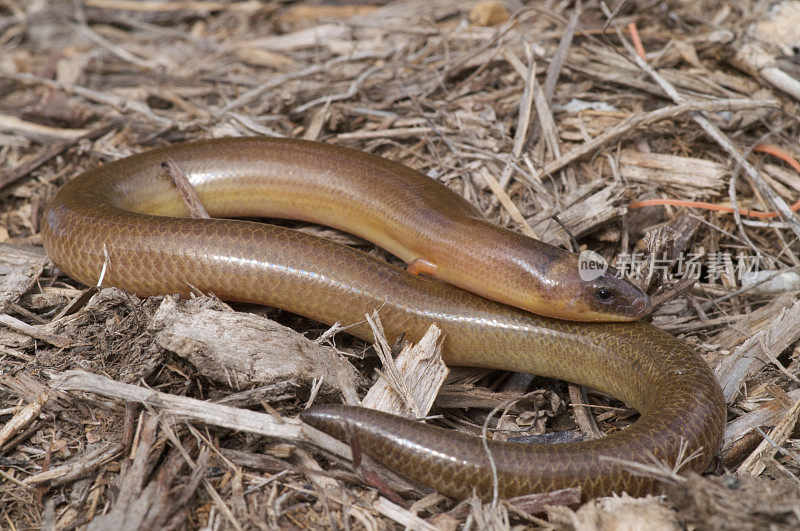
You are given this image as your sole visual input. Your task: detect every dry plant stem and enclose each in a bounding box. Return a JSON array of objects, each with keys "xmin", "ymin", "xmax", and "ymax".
[
  {"xmin": 0, "ymin": 391, "xmax": 48, "ymax": 449},
  {"xmin": 74, "ymin": 2, "xmax": 151, "ymax": 70},
  {"xmin": 0, "ymin": 244, "xmax": 49, "ymax": 311},
  {"xmin": 161, "ymin": 160, "xmax": 210, "ymax": 219},
  {"xmin": 478, "ymin": 167, "xmax": 538, "ymax": 238},
  {"xmin": 568, "ymin": 384, "xmax": 603, "ymax": 439},
  {"xmin": 627, "ymin": 23, "xmax": 646, "ymax": 60},
  {"xmin": 728, "ymin": 168, "xmax": 765, "ymax": 259},
  {"xmin": 85, "ymin": 0, "xmax": 263, "ymax": 12},
  {"xmin": 291, "ymin": 444, "xmax": 344, "ymax": 497},
  {"xmin": 756, "ymin": 337, "xmax": 800, "ymax": 386},
  {"xmin": 0, "ymin": 466, "xmax": 30, "ymax": 491},
  {"xmin": 601, "ymin": 0, "xmax": 630, "ymax": 32},
  {"xmin": 52, "ymin": 370, "xmax": 312, "ymax": 443},
  {"xmin": 0, "ymin": 114, "xmax": 89, "ymax": 142},
  {"xmin": 0, "ymin": 123, "xmax": 118, "ymax": 191},
  {"xmin": 732, "ymin": 42, "xmax": 800, "ymax": 101},
  {"xmin": 435, "ymin": 385, "xmax": 542, "ymax": 411},
  {"xmin": 754, "ymin": 426, "xmax": 800, "ymax": 469},
  {"xmin": 503, "ymin": 500, "xmax": 555, "ymax": 527},
  {"xmin": 537, "ymin": 98, "xmax": 778, "ymax": 184},
  {"xmin": 363, "ymin": 313, "xmax": 422, "ymax": 417},
  {"xmin": 7, "ymin": 301, "xmax": 46, "ymax": 325},
  {"xmin": 292, "ymin": 64, "xmax": 384, "ymax": 115},
  {"xmin": 526, "ymin": 0, "xmax": 580, "ymax": 150},
  {"xmin": 164, "ymin": 423, "xmax": 243, "ymax": 531},
  {"xmin": 723, "ymin": 389, "xmax": 800, "ymax": 453},
  {"xmin": 616, "ymin": 30, "xmax": 800, "ymax": 241},
  {"xmin": 760, "ymin": 67, "xmax": 800, "ymax": 101},
  {"xmin": 440, "ymin": 17, "xmax": 518, "ymax": 93},
  {"xmin": 0, "ymin": 313, "xmax": 73, "ymax": 348},
  {"xmin": 648, "ymin": 274, "xmax": 696, "ymax": 309},
  {"xmin": 49, "ymin": 370, "xmax": 410, "ymax": 485},
  {"xmin": 24, "ymin": 441, "xmax": 125, "ymax": 486},
  {"xmin": 215, "ymin": 51, "xmax": 390, "ymax": 118},
  {"xmin": 120, "ymin": 416, "xmax": 223, "ymax": 529},
  {"xmin": 496, "ymin": 47, "xmax": 537, "ymax": 195},
  {"xmin": 4, "ymin": 72, "xmax": 171, "ymax": 126},
  {"xmin": 480, "ymin": 405, "xmax": 503, "ymax": 509},
  {"xmin": 84, "ymin": 415, "xmax": 161, "ymax": 528},
  {"xmin": 550, "ymin": 215, "xmax": 580, "ymax": 253},
  {"xmin": 512, "ymin": 51, "xmax": 537, "ymax": 160},
  {"xmin": 738, "ymin": 399, "xmax": 800, "ymax": 476},
  {"xmin": 336, "ymin": 126, "xmax": 438, "ymax": 140},
  {"xmin": 225, "ymin": 111, "xmax": 283, "ymax": 137},
  {"xmin": 531, "ymin": 60, "xmax": 562, "ymax": 162},
  {"xmin": 715, "ymin": 298, "xmax": 800, "ymax": 402},
  {"xmin": 0, "ymin": 344, "xmax": 34, "ymax": 362},
  {"xmin": 215, "ymin": 381, "xmax": 298, "ymax": 407},
  {"xmin": 372, "ymin": 497, "xmax": 437, "ymax": 531},
  {"xmin": 360, "ymin": 321, "xmax": 448, "ymax": 419},
  {"xmin": 507, "ymin": 488, "xmax": 583, "ymax": 518}
]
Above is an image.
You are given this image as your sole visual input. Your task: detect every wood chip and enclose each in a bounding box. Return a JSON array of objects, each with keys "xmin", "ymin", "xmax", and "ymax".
[
  {"xmin": 151, "ymin": 297, "xmax": 358, "ymax": 402},
  {"xmin": 737, "ymin": 399, "xmax": 800, "ymax": 477},
  {"xmin": 715, "ymin": 297, "xmax": 800, "ymax": 402},
  {"xmin": 0, "ymin": 243, "xmax": 48, "ymax": 312},
  {"xmin": 361, "ymin": 319, "xmax": 448, "ymax": 418},
  {"xmin": 0, "ymin": 391, "xmax": 48, "ymax": 450},
  {"xmin": 616, "ymin": 151, "xmax": 726, "ymax": 199}
]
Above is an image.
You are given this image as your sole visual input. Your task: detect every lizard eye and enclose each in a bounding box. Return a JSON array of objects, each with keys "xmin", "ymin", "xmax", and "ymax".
[{"xmin": 595, "ymin": 287, "xmax": 613, "ymax": 302}]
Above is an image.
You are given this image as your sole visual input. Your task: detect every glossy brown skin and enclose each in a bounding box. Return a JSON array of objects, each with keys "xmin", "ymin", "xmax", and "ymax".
[
  {"xmin": 41, "ymin": 137, "xmax": 724, "ymax": 499},
  {"xmin": 42, "ymin": 138, "xmax": 648, "ymax": 322}
]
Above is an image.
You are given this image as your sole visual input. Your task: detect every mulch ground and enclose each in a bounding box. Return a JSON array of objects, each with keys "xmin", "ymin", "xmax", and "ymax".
[{"xmin": 2, "ymin": 1, "xmax": 800, "ymax": 528}]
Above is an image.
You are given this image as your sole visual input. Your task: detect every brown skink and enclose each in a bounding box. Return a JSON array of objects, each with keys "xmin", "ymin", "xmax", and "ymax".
[
  {"xmin": 41, "ymin": 137, "xmax": 724, "ymax": 499},
  {"xmin": 44, "ymin": 137, "xmax": 648, "ymax": 323}
]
